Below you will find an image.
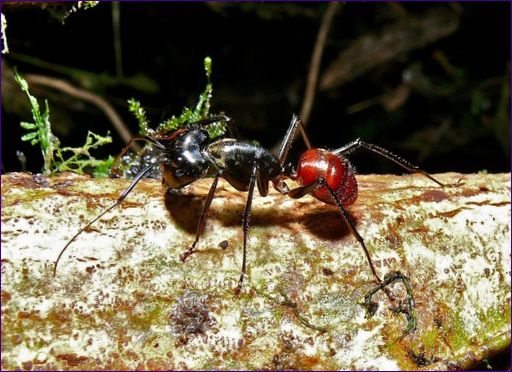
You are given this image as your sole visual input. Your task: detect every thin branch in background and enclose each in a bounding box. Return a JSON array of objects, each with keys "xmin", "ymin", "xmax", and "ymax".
[
  {"xmin": 299, "ymin": 2, "xmax": 340, "ymax": 126},
  {"xmin": 25, "ymin": 74, "xmax": 139, "ymax": 151},
  {"xmin": 319, "ymin": 8, "xmax": 459, "ymax": 91},
  {"xmin": 112, "ymin": 2, "xmax": 123, "ymax": 79},
  {"xmin": 432, "ymin": 50, "xmax": 456, "ymax": 80},
  {"xmin": 1, "ymin": 12, "xmax": 8, "ymax": 54},
  {"xmin": 272, "ymin": 2, "xmax": 339, "ymax": 153}
]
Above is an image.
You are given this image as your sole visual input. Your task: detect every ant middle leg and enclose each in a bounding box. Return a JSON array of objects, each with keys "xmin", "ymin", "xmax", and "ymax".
[
  {"xmin": 333, "ymin": 139, "xmax": 444, "ymax": 187},
  {"xmin": 235, "ymin": 163, "xmax": 259, "ymax": 294},
  {"xmin": 180, "ymin": 174, "xmax": 220, "ymax": 262}
]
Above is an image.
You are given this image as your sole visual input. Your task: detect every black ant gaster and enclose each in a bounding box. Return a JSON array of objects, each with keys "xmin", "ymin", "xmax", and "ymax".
[{"xmin": 53, "ymin": 115, "xmax": 443, "ymax": 297}]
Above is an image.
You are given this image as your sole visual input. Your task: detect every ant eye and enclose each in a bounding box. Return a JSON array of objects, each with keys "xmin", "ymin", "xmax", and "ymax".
[{"xmin": 177, "ymin": 156, "xmax": 183, "ymax": 162}]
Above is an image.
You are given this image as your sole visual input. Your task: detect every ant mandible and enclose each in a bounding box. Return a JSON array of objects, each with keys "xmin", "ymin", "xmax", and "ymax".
[{"xmin": 53, "ymin": 114, "xmax": 443, "ymax": 296}]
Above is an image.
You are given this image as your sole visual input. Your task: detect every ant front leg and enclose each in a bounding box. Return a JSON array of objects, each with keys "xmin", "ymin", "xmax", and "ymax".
[
  {"xmin": 180, "ymin": 174, "xmax": 220, "ymax": 262},
  {"xmin": 362, "ymin": 271, "xmax": 416, "ymax": 339},
  {"xmin": 333, "ymin": 139, "xmax": 444, "ymax": 187},
  {"xmin": 286, "ymin": 177, "xmax": 383, "ymax": 284}
]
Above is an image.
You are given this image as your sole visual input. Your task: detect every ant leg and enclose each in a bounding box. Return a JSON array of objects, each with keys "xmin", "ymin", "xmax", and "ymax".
[
  {"xmin": 287, "ymin": 179, "xmax": 415, "ymax": 333},
  {"xmin": 332, "ymin": 139, "xmax": 444, "ymax": 187},
  {"xmin": 320, "ymin": 180, "xmax": 416, "ymax": 330},
  {"xmin": 362, "ymin": 271, "xmax": 417, "ymax": 339},
  {"xmin": 53, "ymin": 162, "xmax": 160, "ymax": 277},
  {"xmin": 221, "ymin": 116, "xmax": 240, "ymax": 139},
  {"xmin": 277, "ymin": 114, "xmax": 312, "ymax": 166},
  {"xmin": 321, "ymin": 180, "xmax": 383, "ymax": 284},
  {"xmin": 286, "ymin": 178, "xmax": 382, "ymax": 283},
  {"xmin": 186, "ymin": 115, "xmax": 232, "ymax": 129},
  {"xmin": 235, "ymin": 163, "xmax": 259, "ymax": 294},
  {"xmin": 180, "ymin": 174, "xmax": 220, "ymax": 262}
]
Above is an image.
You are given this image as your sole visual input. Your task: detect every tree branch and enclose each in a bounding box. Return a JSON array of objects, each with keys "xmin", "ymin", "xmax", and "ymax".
[{"xmin": 1, "ymin": 172, "xmax": 509, "ymax": 370}]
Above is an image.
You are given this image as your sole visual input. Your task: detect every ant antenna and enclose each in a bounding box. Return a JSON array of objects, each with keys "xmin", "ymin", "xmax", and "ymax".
[
  {"xmin": 333, "ymin": 139, "xmax": 444, "ymax": 187},
  {"xmin": 53, "ymin": 162, "xmax": 160, "ymax": 277}
]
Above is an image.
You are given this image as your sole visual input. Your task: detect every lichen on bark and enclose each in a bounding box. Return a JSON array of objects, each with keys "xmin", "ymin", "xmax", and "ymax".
[{"xmin": 1, "ymin": 172, "xmax": 510, "ymax": 370}]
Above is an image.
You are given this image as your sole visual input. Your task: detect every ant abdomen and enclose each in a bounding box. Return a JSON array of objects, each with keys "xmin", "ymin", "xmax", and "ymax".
[{"xmin": 296, "ymin": 149, "xmax": 358, "ymax": 207}]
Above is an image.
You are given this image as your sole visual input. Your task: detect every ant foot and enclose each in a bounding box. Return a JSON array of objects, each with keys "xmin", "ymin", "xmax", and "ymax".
[
  {"xmin": 234, "ymin": 274, "xmax": 245, "ymax": 295},
  {"xmin": 361, "ymin": 298, "xmax": 379, "ymax": 318},
  {"xmin": 361, "ymin": 271, "xmax": 416, "ymax": 338},
  {"xmin": 233, "ymin": 285, "xmax": 242, "ymax": 296},
  {"xmin": 179, "ymin": 248, "xmax": 195, "ymax": 262}
]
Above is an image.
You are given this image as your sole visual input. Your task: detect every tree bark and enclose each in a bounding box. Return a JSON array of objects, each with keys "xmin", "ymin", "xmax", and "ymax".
[{"xmin": 1, "ymin": 172, "xmax": 510, "ymax": 370}]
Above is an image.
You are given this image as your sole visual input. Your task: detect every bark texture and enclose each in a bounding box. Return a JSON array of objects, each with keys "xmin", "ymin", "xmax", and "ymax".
[{"xmin": 1, "ymin": 172, "xmax": 510, "ymax": 370}]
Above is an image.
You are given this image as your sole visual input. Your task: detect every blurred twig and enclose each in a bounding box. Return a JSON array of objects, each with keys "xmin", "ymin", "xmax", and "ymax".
[
  {"xmin": 9, "ymin": 52, "xmax": 158, "ymax": 93},
  {"xmin": 112, "ymin": 2, "xmax": 123, "ymax": 79},
  {"xmin": 25, "ymin": 73, "xmax": 139, "ymax": 150},
  {"xmin": 320, "ymin": 8, "xmax": 459, "ymax": 91},
  {"xmin": 299, "ymin": 2, "xmax": 340, "ymax": 126},
  {"xmin": 272, "ymin": 2, "xmax": 339, "ymax": 153}
]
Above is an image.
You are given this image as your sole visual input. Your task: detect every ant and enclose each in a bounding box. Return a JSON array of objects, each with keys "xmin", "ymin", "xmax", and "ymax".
[{"xmin": 53, "ymin": 114, "xmax": 443, "ymax": 300}]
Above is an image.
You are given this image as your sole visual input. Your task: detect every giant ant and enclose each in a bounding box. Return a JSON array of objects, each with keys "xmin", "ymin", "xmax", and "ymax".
[{"xmin": 53, "ymin": 114, "xmax": 443, "ymax": 301}]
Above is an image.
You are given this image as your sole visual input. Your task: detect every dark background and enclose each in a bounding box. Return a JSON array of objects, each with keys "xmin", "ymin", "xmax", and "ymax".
[{"xmin": 1, "ymin": 2, "xmax": 510, "ymax": 176}]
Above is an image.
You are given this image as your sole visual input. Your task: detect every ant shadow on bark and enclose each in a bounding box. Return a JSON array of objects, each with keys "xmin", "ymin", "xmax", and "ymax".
[{"xmin": 164, "ymin": 189, "xmax": 355, "ymax": 242}]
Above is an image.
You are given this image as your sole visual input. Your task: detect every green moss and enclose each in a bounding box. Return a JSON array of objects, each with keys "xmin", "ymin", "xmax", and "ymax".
[
  {"xmin": 481, "ymin": 305, "xmax": 510, "ymax": 337},
  {"xmin": 127, "ymin": 98, "xmax": 150, "ymax": 135},
  {"xmin": 154, "ymin": 56, "xmax": 220, "ymax": 136},
  {"xmin": 448, "ymin": 313, "xmax": 471, "ymax": 350},
  {"xmin": 14, "ymin": 69, "xmax": 113, "ymax": 177},
  {"xmin": 129, "ymin": 302, "xmax": 167, "ymax": 331},
  {"xmin": 15, "ymin": 57, "xmax": 225, "ymax": 178},
  {"xmin": 420, "ymin": 327, "xmax": 440, "ymax": 350}
]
